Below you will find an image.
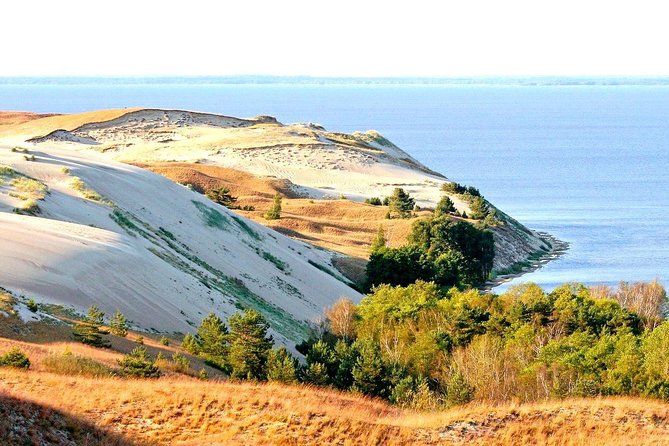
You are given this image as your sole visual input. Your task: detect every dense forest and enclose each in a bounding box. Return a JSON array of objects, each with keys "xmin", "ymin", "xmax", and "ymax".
[{"xmin": 172, "ymin": 279, "xmax": 668, "ymax": 409}]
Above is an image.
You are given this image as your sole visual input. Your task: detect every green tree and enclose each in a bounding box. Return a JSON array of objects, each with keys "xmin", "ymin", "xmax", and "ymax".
[
  {"xmin": 304, "ymin": 362, "xmax": 330, "ymax": 385},
  {"xmin": 369, "ymin": 225, "xmax": 387, "ymax": 254},
  {"xmin": 641, "ymin": 322, "xmax": 669, "ymax": 398},
  {"xmin": 264, "ymin": 193, "xmax": 282, "ymax": 220},
  {"xmin": 181, "ymin": 333, "xmax": 200, "ymax": 355},
  {"xmin": 206, "ymin": 186, "xmax": 237, "ymax": 208},
  {"xmin": 351, "ymin": 340, "xmax": 387, "ymax": 397},
  {"xmin": 86, "ymin": 305, "xmax": 105, "ymax": 327},
  {"xmin": 228, "ymin": 309, "xmax": 273, "ymax": 380},
  {"xmin": 197, "ymin": 313, "xmax": 229, "ymax": 365},
  {"xmin": 73, "ymin": 306, "xmax": 110, "ymax": 348},
  {"xmin": 387, "ymin": 188, "xmax": 415, "ymax": 219},
  {"xmin": 468, "ymin": 196, "xmax": 488, "ymax": 220},
  {"xmin": 434, "ymin": 195, "xmax": 456, "ymax": 217},
  {"xmin": 109, "ymin": 310, "xmax": 128, "ymax": 337},
  {"xmin": 267, "ymin": 347, "xmax": 298, "ymax": 383},
  {"xmin": 118, "ymin": 346, "xmax": 161, "ymax": 378}
]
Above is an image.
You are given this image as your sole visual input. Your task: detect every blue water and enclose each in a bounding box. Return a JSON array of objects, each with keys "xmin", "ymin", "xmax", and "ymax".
[{"xmin": 2, "ymin": 79, "xmax": 668, "ymax": 291}]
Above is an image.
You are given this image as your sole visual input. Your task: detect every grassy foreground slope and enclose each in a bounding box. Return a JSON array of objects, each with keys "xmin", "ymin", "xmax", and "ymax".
[{"xmin": 1, "ymin": 366, "xmax": 668, "ymax": 445}]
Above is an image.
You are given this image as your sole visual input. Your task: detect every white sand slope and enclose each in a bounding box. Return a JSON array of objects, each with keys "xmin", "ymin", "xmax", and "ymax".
[
  {"xmin": 19, "ymin": 109, "xmax": 550, "ymax": 270},
  {"xmin": 0, "ymin": 141, "xmax": 360, "ymax": 345}
]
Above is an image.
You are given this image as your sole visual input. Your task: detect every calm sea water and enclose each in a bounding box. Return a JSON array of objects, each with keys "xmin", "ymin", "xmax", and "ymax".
[{"xmin": 2, "ymin": 79, "xmax": 668, "ymax": 291}]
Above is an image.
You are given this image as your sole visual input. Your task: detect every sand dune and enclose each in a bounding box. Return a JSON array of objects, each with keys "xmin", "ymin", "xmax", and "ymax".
[
  {"xmin": 0, "ymin": 135, "xmax": 359, "ymax": 345},
  {"xmin": 11, "ymin": 108, "xmax": 552, "ymax": 271}
]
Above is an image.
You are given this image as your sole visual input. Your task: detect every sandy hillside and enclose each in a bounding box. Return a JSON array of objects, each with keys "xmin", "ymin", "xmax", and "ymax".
[
  {"xmin": 0, "ymin": 133, "xmax": 360, "ymax": 347},
  {"xmin": 10, "ymin": 108, "xmax": 552, "ymax": 271}
]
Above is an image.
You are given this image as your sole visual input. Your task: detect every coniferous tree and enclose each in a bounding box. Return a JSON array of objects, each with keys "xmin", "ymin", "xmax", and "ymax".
[
  {"xmin": 206, "ymin": 187, "xmax": 237, "ymax": 208},
  {"xmin": 196, "ymin": 313, "xmax": 229, "ymax": 366},
  {"xmin": 87, "ymin": 305, "xmax": 105, "ymax": 327},
  {"xmin": 351, "ymin": 340, "xmax": 387, "ymax": 397},
  {"xmin": 264, "ymin": 193, "xmax": 282, "ymax": 220},
  {"xmin": 369, "ymin": 225, "xmax": 387, "ymax": 253},
  {"xmin": 304, "ymin": 362, "xmax": 330, "ymax": 386},
  {"xmin": 266, "ymin": 347, "xmax": 298, "ymax": 383},
  {"xmin": 181, "ymin": 333, "xmax": 200, "ymax": 355},
  {"xmin": 118, "ymin": 346, "xmax": 161, "ymax": 378},
  {"xmin": 434, "ymin": 195, "xmax": 456, "ymax": 216},
  {"xmin": 109, "ymin": 310, "xmax": 128, "ymax": 337},
  {"xmin": 73, "ymin": 305, "xmax": 110, "ymax": 347},
  {"xmin": 227, "ymin": 309, "xmax": 273, "ymax": 380},
  {"xmin": 387, "ymin": 188, "xmax": 415, "ymax": 219}
]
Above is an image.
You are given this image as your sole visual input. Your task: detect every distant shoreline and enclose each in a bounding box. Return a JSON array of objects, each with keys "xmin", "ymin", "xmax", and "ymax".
[
  {"xmin": 2, "ymin": 76, "xmax": 669, "ymax": 87},
  {"xmin": 483, "ymin": 233, "xmax": 570, "ymax": 292}
]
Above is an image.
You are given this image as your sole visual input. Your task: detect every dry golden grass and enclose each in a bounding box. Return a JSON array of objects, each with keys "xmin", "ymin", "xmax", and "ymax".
[
  {"xmin": 0, "ymin": 111, "xmax": 58, "ymax": 128},
  {"xmin": 0, "ymin": 366, "xmax": 667, "ymax": 445},
  {"xmin": 0, "ymin": 315, "xmax": 222, "ymax": 378},
  {"xmin": 1, "ymin": 318, "xmax": 668, "ymax": 445},
  {"xmin": 0, "ymin": 108, "xmax": 138, "ymax": 137}
]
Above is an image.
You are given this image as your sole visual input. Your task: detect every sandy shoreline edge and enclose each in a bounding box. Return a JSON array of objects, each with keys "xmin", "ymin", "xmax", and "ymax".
[{"xmin": 483, "ymin": 232, "xmax": 570, "ymax": 292}]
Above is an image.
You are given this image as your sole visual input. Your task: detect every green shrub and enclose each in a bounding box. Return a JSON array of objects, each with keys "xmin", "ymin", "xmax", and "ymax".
[
  {"xmin": 72, "ymin": 322, "xmax": 110, "ymax": 348},
  {"xmin": 264, "ymin": 193, "xmax": 282, "ymax": 220},
  {"xmin": 26, "ymin": 299, "xmax": 38, "ymax": 312},
  {"xmin": 118, "ymin": 347, "xmax": 161, "ymax": 378},
  {"xmin": 0, "ymin": 348, "xmax": 30, "ymax": 369},
  {"xmin": 206, "ymin": 187, "xmax": 237, "ymax": 208}
]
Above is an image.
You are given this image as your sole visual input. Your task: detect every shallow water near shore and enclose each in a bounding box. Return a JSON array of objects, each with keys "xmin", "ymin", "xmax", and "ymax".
[{"xmin": 1, "ymin": 79, "xmax": 668, "ymax": 291}]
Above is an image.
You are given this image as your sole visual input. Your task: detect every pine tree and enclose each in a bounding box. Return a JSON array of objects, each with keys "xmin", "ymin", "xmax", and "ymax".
[
  {"xmin": 351, "ymin": 340, "xmax": 387, "ymax": 397},
  {"xmin": 369, "ymin": 225, "xmax": 387, "ymax": 254},
  {"xmin": 266, "ymin": 347, "xmax": 298, "ymax": 383},
  {"xmin": 264, "ymin": 193, "xmax": 282, "ymax": 220},
  {"xmin": 206, "ymin": 187, "xmax": 237, "ymax": 208},
  {"xmin": 86, "ymin": 305, "xmax": 105, "ymax": 326},
  {"xmin": 181, "ymin": 333, "xmax": 200, "ymax": 355},
  {"xmin": 196, "ymin": 313, "xmax": 229, "ymax": 365},
  {"xmin": 72, "ymin": 321, "xmax": 111, "ymax": 347},
  {"xmin": 73, "ymin": 305, "xmax": 110, "ymax": 348},
  {"xmin": 387, "ymin": 188, "xmax": 415, "ymax": 219},
  {"xmin": 109, "ymin": 310, "xmax": 128, "ymax": 337},
  {"xmin": 118, "ymin": 346, "xmax": 161, "ymax": 378},
  {"xmin": 304, "ymin": 362, "xmax": 330, "ymax": 385},
  {"xmin": 227, "ymin": 309, "xmax": 273, "ymax": 380},
  {"xmin": 435, "ymin": 195, "xmax": 456, "ymax": 216}
]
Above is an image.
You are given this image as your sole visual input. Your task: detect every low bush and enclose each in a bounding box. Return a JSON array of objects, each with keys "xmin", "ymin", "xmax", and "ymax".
[
  {"xmin": 118, "ymin": 347, "xmax": 161, "ymax": 378},
  {"xmin": 0, "ymin": 348, "xmax": 30, "ymax": 369},
  {"xmin": 42, "ymin": 351, "xmax": 114, "ymax": 377}
]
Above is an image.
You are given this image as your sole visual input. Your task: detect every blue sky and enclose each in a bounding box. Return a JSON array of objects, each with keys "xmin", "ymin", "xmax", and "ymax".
[{"xmin": 4, "ymin": 0, "xmax": 668, "ymax": 76}]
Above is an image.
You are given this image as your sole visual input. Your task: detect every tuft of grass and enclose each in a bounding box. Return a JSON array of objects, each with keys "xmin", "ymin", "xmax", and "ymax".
[
  {"xmin": 42, "ymin": 351, "xmax": 114, "ymax": 377},
  {"xmin": 70, "ymin": 177, "xmax": 103, "ymax": 202},
  {"xmin": 262, "ymin": 251, "xmax": 287, "ymax": 271},
  {"xmin": 11, "ymin": 177, "xmax": 48, "ymax": 199},
  {"xmin": 13, "ymin": 199, "xmax": 40, "ymax": 215}
]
